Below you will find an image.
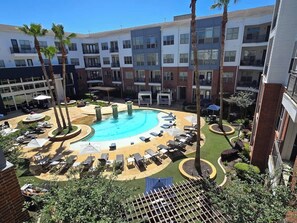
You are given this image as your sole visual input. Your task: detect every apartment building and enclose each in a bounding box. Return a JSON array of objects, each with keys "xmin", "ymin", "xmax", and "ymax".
[
  {"xmin": 250, "ymin": 0, "xmax": 297, "ymax": 186},
  {"xmin": 0, "ymin": 6, "xmax": 273, "ymax": 114}
]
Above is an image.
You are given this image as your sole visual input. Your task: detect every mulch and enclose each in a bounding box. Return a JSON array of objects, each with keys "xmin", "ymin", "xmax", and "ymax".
[
  {"xmin": 182, "ymin": 159, "xmax": 212, "ymax": 178},
  {"xmin": 211, "ymin": 124, "xmax": 233, "ymax": 133}
]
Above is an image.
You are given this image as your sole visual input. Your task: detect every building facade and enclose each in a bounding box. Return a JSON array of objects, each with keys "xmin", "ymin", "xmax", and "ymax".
[
  {"xmin": 0, "ymin": 6, "xmax": 273, "ymax": 114},
  {"xmin": 250, "ymin": 0, "xmax": 297, "ymax": 187}
]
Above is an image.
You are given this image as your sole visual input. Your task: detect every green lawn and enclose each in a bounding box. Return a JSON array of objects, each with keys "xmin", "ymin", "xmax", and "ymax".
[{"xmin": 17, "ymin": 119, "xmax": 236, "ymax": 196}]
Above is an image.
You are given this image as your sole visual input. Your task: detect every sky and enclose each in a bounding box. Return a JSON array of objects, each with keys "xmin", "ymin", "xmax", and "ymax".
[{"xmin": 0, "ymin": 0, "xmax": 275, "ymax": 34}]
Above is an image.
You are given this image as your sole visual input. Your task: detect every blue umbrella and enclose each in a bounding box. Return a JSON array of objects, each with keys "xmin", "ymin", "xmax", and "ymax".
[{"xmin": 207, "ymin": 104, "xmax": 220, "ymax": 111}]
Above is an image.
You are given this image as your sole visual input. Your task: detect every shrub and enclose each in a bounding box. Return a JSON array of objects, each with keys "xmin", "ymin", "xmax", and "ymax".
[
  {"xmin": 221, "ymin": 149, "xmax": 238, "ymax": 162},
  {"xmin": 234, "ymin": 162, "xmax": 260, "ymax": 180}
]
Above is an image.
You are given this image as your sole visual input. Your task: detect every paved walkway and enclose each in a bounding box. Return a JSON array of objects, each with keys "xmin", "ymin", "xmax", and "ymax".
[{"xmin": 4, "ymin": 102, "xmax": 205, "ymax": 181}]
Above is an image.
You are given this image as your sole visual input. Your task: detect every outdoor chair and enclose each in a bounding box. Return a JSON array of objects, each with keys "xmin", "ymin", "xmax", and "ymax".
[
  {"xmin": 140, "ymin": 136, "xmax": 150, "ymax": 142},
  {"xmin": 98, "ymin": 153, "xmax": 109, "ymax": 166},
  {"xmin": 150, "ymin": 131, "xmax": 163, "ymax": 137},
  {"xmin": 115, "ymin": 154, "xmax": 124, "ymax": 170},
  {"xmin": 109, "ymin": 143, "xmax": 116, "ymax": 150}
]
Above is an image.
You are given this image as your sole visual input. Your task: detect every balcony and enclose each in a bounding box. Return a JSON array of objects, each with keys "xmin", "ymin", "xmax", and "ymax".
[
  {"xmin": 111, "ymin": 62, "xmax": 120, "ymax": 68},
  {"xmin": 85, "ymin": 63, "xmax": 101, "ymax": 68},
  {"xmin": 110, "ymin": 47, "xmax": 119, "ymax": 53},
  {"xmin": 10, "ymin": 47, "xmax": 37, "ymax": 54},
  {"xmin": 112, "ymin": 77, "xmax": 122, "ymax": 82},
  {"xmin": 243, "ymin": 34, "xmax": 268, "ymax": 43},
  {"xmin": 149, "ymin": 77, "xmax": 162, "ymax": 83},
  {"xmin": 134, "ymin": 77, "xmax": 145, "ymax": 82},
  {"xmin": 240, "ymin": 60, "xmax": 264, "ymax": 67},
  {"xmin": 83, "ymin": 49, "xmax": 99, "ymax": 54},
  {"xmin": 56, "ymin": 49, "xmax": 69, "ymax": 54},
  {"xmin": 286, "ymin": 73, "xmax": 297, "ymax": 103},
  {"xmin": 193, "ymin": 79, "xmax": 212, "ymax": 86},
  {"xmin": 87, "ymin": 77, "xmax": 103, "ymax": 83}
]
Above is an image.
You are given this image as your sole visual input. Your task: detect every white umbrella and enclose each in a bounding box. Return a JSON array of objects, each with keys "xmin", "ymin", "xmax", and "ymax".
[
  {"xmin": 80, "ymin": 143, "xmax": 99, "ymax": 155},
  {"xmin": 34, "ymin": 95, "xmax": 51, "ymax": 100},
  {"xmin": 165, "ymin": 128, "xmax": 184, "ymax": 137},
  {"xmin": 26, "ymin": 138, "xmax": 49, "ymax": 148}
]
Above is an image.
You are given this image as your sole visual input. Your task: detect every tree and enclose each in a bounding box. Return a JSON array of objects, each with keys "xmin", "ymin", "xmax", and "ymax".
[
  {"xmin": 229, "ymin": 91, "xmax": 254, "ymax": 120},
  {"xmin": 39, "ymin": 176, "xmax": 130, "ymax": 223},
  {"xmin": 205, "ymin": 172, "xmax": 296, "ymax": 223},
  {"xmin": 41, "ymin": 46, "xmax": 67, "ymax": 129},
  {"xmin": 18, "ymin": 24, "xmax": 62, "ymax": 132},
  {"xmin": 211, "ymin": 0, "xmax": 238, "ymax": 128},
  {"xmin": 52, "ymin": 24, "xmax": 76, "ymax": 131},
  {"xmin": 190, "ymin": 0, "xmax": 202, "ymax": 175}
]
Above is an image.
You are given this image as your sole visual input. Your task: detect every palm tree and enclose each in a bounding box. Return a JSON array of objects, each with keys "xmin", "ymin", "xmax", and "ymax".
[
  {"xmin": 52, "ymin": 24, "xmax": 76, "ymax": 131},
  {"xmin": 18, "ymin": 24, "xmax": 62, "ymax": 132},
  {"xmin": 191, "ymin": 0, "xmax": 202, "ymax": 175},
  {"xmin": 211, "ymin": 0, "xmax": 238, "ymax": 129},
  {"xmin": 41, "ymin": 46, "xmax": 67, "ymax": 129}
]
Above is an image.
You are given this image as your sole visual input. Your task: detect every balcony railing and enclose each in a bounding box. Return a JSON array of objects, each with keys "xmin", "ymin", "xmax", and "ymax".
[
  {"xmin": 237, "ymin": 81, "xmax": 259, "ymax": 89},
  {"xmin": 87, "ymin": 77, "xmax": 103, "ymax": 81},
  {"xmin": 111, "ymin": 62, "xmax": 120, "ymax": 67},
  {"xmin": 240, "ymin": 59, "xmax": 265, "ymax": 66},
  {"xmin": 149, "ymin": 77, "xmax": 162, "ymax": 83},
  {"xmin": 286, "ymin": 73, "xmax": 297, "ymax": 103},
  {"xmin": 85, "ymin": 63, "xmax": 101, "ymax": 68},
  {"xmin": 10, "ymin": 47, "xmax": 37, "ymax": 54},
  {"xmin": 134, "ymin": 77, "xmax": 145, "ymax": 82},
  {"xmin": 110, "ymin": 47, "xmax": 119, "ymax": 53},
  {"xmin": 56, "ymin": 49, "xmax": 69, "ymax": 54},
  {"xmin": 83, "ymin": 49, "xmax": 99, "ymax": 54},
  {"xmin": 243, "ymin": 34, "xmax": 269, "ymax": 43},
  {"xmin": 112, "ymin": 77, "xmax": 122, "ymax": 82},
  {"xmin": 193, "ymin": 79, "xmax": 212, "ymax": 86}
]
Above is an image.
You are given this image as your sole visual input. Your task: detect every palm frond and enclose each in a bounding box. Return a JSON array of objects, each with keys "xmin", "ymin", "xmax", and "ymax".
[{"xmin": 211, "ymin": 2, "xmax": 222, "ymax": 9}]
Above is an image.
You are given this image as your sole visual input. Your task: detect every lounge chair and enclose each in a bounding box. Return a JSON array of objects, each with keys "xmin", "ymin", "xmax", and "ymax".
[
  {"xmin": 115, "ymin": 154, "xmax": 124, "ymax": 170},
  {"xmin": 140, "ymin": 136, "xmax": 150, "ymax": 142},
  {"xmin": 98, "ymin": 153, "xmax": 109, "ymax": 166},
  {"xmin": 133, "ymin": 153, "xmax": 145, "ymax": 168},
  {"xmin": 150, "ymin": 131, "xmax": 163, "ymax": 137},
  {"xmin": 162, "ymin": 112, "xmax": 174, "ymax": 119},
  {"xmin": 81, "ymin": 156, "xmax": 95, "ymax": 171},
  {"xmin": 166, "ymin": 140, "xmax": 185, "ymax": 149},
  {"xmin": 109, "ymin": 143, "xmax": 116, "ymax": 150},
  {"xmin": 161, "ymin": 122, "xmax": 175, "ymax": 129},
  {"xmin": 183, "ymin": 125, "xmax": 197, "ymax": 131},
  {"xmin": 157, "ymin": 144, "xmax": 170, "ymax": 151}
]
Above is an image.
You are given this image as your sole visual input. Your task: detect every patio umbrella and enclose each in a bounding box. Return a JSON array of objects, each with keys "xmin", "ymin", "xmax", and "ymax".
[
  {"xmin": 80, "ymin": 143, "xmax": 99, "ymax": 155},
  {"xmin": 34, "ymin": 95, "xmax": 51, "ymax": 100},
  {"xmin": 165, "ymin": 128, "xmax": 184, "ymax": 137},
  {"xmin": 207, "ymin": 104, "xmax": 220, "ymax": 111},
  {"xmin": 26, "ymin": 138, "xmax": 49, "ymax": 148}
]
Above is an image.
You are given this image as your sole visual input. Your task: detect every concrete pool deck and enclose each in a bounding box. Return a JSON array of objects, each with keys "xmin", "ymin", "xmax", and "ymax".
[{"xmin": 5, "ymin": 102, "xmax": 205, "ymax": 181}]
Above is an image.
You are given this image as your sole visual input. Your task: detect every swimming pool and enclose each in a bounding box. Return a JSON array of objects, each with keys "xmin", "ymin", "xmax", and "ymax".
[{"xmin": 87, "ymin": 109, "xmax": 160, "ymax": 141}]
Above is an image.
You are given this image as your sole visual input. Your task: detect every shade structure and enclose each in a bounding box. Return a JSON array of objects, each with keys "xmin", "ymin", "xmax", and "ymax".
[
  {"xmin": 207, "ymin": 104, "xmax": 220, "ymax": 111},
  {"xmin": 165, "ymin": 128, "xmax": 184, "ymax": 137},
  {"xmin": 145, "ymin": 177, "xmax": 173, "ymax": 194},
  {"xmin": 26, "ymin": 138, "xmax": 49, "ymax": 148},
  {"xmin": 79, "ymin": 143, "xmax": 99, "ymax": 155},
  {"xmin": 34, "ymin": 95, "xmax": 51, "ymax": 100}
]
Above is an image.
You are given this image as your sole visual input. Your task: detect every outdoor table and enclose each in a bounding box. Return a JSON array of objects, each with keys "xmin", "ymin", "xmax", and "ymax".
[
  {"xmin": 127, "ymin": 157, "xmax": 134, "ymax": 165},
  {"xmin": 144, "ymin": 154, "xmax": 152, "ymax": 160}
]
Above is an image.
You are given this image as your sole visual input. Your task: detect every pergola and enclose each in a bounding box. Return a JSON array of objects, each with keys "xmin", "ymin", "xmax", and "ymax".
[
  {"xmin": 125, "ymin": 180, "xmax": 230, "ymax": 223},
  {"xmin": 138, "ymin": 91, "xmax": 152, "ymax": 106},
  {"xmin": 88, "ymin": 86, "xmax": 116, "ymax": 103},
  {"xmin": 157, "ymin": 91, "xmax": 172, "ymax": 106}
]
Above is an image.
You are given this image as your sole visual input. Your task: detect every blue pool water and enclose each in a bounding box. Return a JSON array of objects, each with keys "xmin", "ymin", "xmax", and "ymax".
[{"xmin": 87, "ymin": 109, "xmax": 160, "ymax": 141}]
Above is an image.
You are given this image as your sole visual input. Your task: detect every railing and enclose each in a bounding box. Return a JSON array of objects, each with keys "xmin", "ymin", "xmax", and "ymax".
[
  {"xmin": 149, "ymin": 78, "xmax": 162, "ymax": 83},
  {"xmin": 56, "ymin": 49, "xmax": 69, "ymax": 54},
  {"xmin": 82, "ymin": 49, "xmax": 99, "ymax": 54},
  {"xmin": 237, "ymin": 81, "xmax": 259, "ymax": 89},
  {"xmin": 240, "ymin": 60, "xmax": 265, "ymax": 66},
  {"xmin": 111, "ymin": 62, "xmax": 120, "ymax": 67},
  {"xmin": 193, "ymin": 79, "xmax": 212, "ymax": 86},
  {"xmin": 134, "ymin": 77, "xmax": 145, "ymax": 82},
  {"xmin": 87, "ymin": 77, "xmax": 103, "ymax": 81},
  {"xmin": 109, "ymin": 47, "xmax": 119, "ymax": 53},
  {"xmin": 10, "ymin": 47, "xmax": 37, "ymax": 54},
  {"xmin": 85, "ymin": 63, "xmax": 101, "ymax": 68},
  {"xmin": 112, "ymin": 77, "xmax": 122, "ymax": 82},
  {"xmin": 286, "ymin": 73, "xmax": 297, "ymax": 103},
  {"xmin": 243, "ymin": 34, "xmax": 269, "ymax": 43}
]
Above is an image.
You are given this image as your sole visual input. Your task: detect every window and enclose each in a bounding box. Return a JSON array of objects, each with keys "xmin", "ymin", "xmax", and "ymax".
[
  {"xmin": 223, "ymin": 72, "xmax": 233, "ymax": 83},
  {"xmin": 110, "ymin": 41, "xmax": 118, "ymax": 52},
  {"xmin": 68, "ymin": 43, "xmax": 77, "ymax": 51},
  {"xmin": 101, "ymin": 42, "xmax": 108, "ymax": 50},
  {"xmin": 55, "ymin": 41, "xmax": 62, "ymax": 52},
  {"xmin": 15, "ymin": 59, "xmax": 26, "ymax": 67},
  {"xmin": 123, "ymin": 40, "xmax": 131, "ymax": 49},
  {"xmin": 163, "ymin": 54, "xmax": 174, "ymax": 63},
  {"xmin": 198, "ymin": 27, "xmax": 220, "ymax": 44},
  {"xmin": 179, "ymin": 72, "xmax": 188, "ymax": 81},
  {"xmin": 163, "ymin": 35, "xmax": 174, "ymax": 45},
  {"xmin": 246, "ymin": 27, "xmax": 260, "ymax": 40},
  {"xmin": 226, "ymin": 27, "xmax": 239, "ymax": 40},
  {"xmin": 132, "ymin": 36, "xmax": 144, "ymax": 49},
  {"xmin": 82, "ymin": 43, "xmax": 99, "ymax": 54},
  {"xmin": 87, "ymin": 70, "xmax": 102, "ymax": 80},
  {"xmin": 134, "ymin": 54, "xmax": 144, "ymax": 66},
  {"xmin": 0, "ymin": 60, "xmax": 5, "ymax": 68},
  {"xmin": 164, "ymin": 72, "xmax": 173, "ymax": 81},
  {"xmin": 180, "ymin": 33, "xmax": 189, "ymax": 44},
  {"xmin": 39, "ymin": 41, "xmax": 48, "ymax": 48},
  {"xmin": 103, "ymin": 57, "xmax": 110, "ymax": 64},
  {"xmin": 147, "ymin": 53, "xmax": 158, "ymax": 66},
  {"xmin": 196, "ymin": 49, "xmax": 218, "ymax": 65},
  {"xmin": 27, "ymin": 59, "xmax": 33, "ymax": 67},
  {"xmin": 124, "ymin": 56, "xmax": 132, "ymax": 64},
  {"xmin": 125, "ymin": 71, "xmax": 133, "ymax": 79},
  {"xmin": 58, "ymin": 57, "xmax": 68, "ymax": 64},
  {"xmin": 224, "ymin": 51, "xmax": 236, "ymax": 62},
  {"xmin": 70, "ymin": 58, "xmax": 80, "ymax": 66},
  {"xmin": 44, "ymin": 59, "xmax": 49, "ymax": 66},
  {"xmin": 179, "ymin": 53, "xmax": 188, "ymax": 63},
  {"xmin": 19, "ymin": 40, "xmax": 31, "ymax": 50},
  {"xmin": 147, "ymin": 36, "xmax": 157, "ymax": 48},
  {"xmin": 85, "ymin": 57, "xmax": 100, "ymax": 67}
]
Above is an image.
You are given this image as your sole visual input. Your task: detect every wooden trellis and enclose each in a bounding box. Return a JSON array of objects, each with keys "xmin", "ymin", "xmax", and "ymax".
[{"xmin": 125, "ymin": 179, "xmax": 230, "ymax": 223}]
